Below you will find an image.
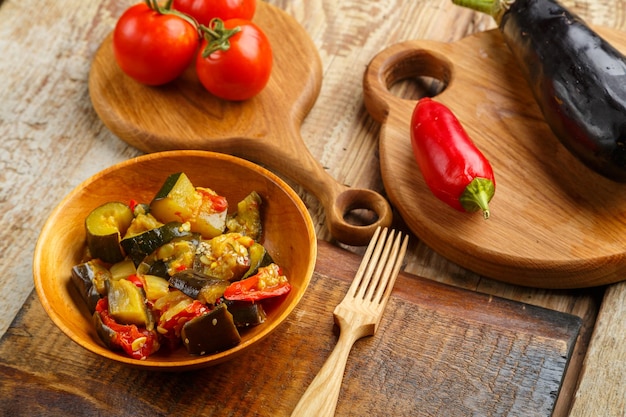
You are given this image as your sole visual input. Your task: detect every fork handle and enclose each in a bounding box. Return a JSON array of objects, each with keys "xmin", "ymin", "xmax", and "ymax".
[{"xmin": 291, "ymin": 324, "xmax": 365, "ymax": 417}]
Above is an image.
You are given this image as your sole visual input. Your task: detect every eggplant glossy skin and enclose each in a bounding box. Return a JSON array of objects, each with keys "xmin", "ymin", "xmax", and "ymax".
[{"xmin": 500, "ymin": 0, "xmax": 626, "ymax": 181}]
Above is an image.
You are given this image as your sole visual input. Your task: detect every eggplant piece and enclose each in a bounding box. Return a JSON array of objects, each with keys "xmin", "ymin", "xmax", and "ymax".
[
  {"xmin": 226, "ymin": 191, "xmax": 263, "ymax": 241},
  {"xmin": 181, "ymin": 304, "xmax": 241, "ymax": 355},
  {"xmin": 93, "ymin": 311, "xmax": 118, "ymax": 350},
  {"xmin": 169, "ymin": 270, "xmax": 229, "ymax": 305},
  {"xmin": 71, "ymin": 260, "xmax": 111, "ymax": 312},
  {"xmin": 224, "ymin": 300, "xmax": 267, "ymax": 327},
  {"xmin": 453, "ymin": 0, "xmax": 626, "ymax": 182}
]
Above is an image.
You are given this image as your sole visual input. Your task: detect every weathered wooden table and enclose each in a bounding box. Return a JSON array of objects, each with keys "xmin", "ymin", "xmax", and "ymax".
[{"xmin": 0, "ymin": 0, "xmax": 624, "ymax": 415}]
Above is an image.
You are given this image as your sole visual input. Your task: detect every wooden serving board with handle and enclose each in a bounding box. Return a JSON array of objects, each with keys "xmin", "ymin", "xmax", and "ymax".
[
  {"xmin": 363, "ymin": 27, "xmax": 626, "ymax": 289},
  {"xmin": 88, "ymin": 2, "xmax": 391, "ymax": 247}
]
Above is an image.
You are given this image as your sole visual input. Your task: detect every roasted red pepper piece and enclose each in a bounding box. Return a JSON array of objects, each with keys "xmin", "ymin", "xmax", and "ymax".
[
  {"xmin": 94, "ymin": 298, "xmax": 159, "ymax": 360},
  {"xmin": 224, "ymin": 263, "xmax": 291, "ymax": 302},
  {"xmin": 410, "ymin": 97, "xmax": 496, "ymax": 219}
]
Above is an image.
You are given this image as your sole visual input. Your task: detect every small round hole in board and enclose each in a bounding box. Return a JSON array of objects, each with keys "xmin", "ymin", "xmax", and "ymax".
[{"xmin": 343, "ymin": 208, "xmax": 379, "ymax": 227}]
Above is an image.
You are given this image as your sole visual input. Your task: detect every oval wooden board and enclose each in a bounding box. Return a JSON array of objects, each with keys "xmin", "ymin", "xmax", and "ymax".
[
  {"xmin": 364, "ymin": 27, "xmax": 626, "ymax": 289},
  {"xmin": 88, "ymin": 2, "xmax": 392, "ymax": 247}
]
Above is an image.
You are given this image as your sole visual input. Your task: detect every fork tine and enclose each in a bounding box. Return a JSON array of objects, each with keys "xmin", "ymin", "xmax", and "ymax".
[
  {"xmin": 356, "ymin": 227, "xmax": 390, "ymax": 300},
  {"xmin": 363, "ymin": 228, "xmax": 396, "ymax": 302},
  {"xmin": 373, "ymin": 231, "xmax": 408, "ymax": 307},
  {"xmin": 347, "ymin": 226, "xmax": 383, "ymax": 298}
]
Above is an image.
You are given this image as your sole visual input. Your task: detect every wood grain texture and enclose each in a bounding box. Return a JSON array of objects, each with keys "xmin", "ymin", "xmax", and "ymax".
[
  {"xmin": 0, "ymin": 0, "xmax": 624, "ymax": 414},
  {"xmin": 0, "ymin": 0, "xmax": 141, "ymax": 340},
  {"xmin": 2, "ymin": 241, "xmax": 581, "ymax": 417},
  {"xmin": 363, "ymin": 27, "xmax": 626, "ymax": 289},
  {"xmin": 569, "ymin": 280, "xmax": 626, "ymax": 417}
]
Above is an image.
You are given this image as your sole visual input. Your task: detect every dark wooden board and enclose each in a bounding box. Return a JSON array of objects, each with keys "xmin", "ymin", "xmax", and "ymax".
[{"xmin": 2, "ymin": 241, "xmax": 581, "ymax": 416}]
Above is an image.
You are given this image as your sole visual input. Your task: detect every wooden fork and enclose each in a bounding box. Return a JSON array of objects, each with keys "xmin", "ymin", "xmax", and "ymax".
[{"xmin": 291, "ymin": 227, "xmax": 409, "ymax": 417}]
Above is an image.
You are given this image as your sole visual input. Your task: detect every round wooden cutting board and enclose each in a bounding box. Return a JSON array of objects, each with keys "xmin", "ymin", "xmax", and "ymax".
[
  {"xmin": 364, "ymin": 27, "xmax": 626, "ymax": 289},
  {"xmin": 88, "ymin": 2, "xmax": 392, "ymax": 247}
]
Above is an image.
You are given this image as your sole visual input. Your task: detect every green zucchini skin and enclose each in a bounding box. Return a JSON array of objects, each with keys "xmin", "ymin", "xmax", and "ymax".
[{"xmin": 500, "ymin": 0, "xmax": 626, "ymax": 181}]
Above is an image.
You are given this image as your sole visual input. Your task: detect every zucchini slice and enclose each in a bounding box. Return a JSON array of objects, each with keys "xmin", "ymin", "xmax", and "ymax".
[
  {"xmin": 150, "ymin": 173, "xmax": 198, "ymax": 224},
  {"xmin": 85, "ymin": 202, "xmax": 134, "ymax": 263},
  {"xmin": 169, "ymin": 270, "xmax": 230, "ymax": 305},
  {"xmin": 120, "ymin": 221, "xmax": 193, "ymax": 266},
  {"xmin": 150, "ymin": 172, "xmax": 228, "ymax": 239},
  {"xmin": 107, "ymin": 278, "xmax": 153, "ymax": 328}
]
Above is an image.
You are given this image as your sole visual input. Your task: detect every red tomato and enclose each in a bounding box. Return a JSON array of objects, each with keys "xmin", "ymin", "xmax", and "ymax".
[
  {"xmin": 112, "ymin": 3, "xmax": 200, "ymax": 86},
  {"xmin": 173, "ymin": 0, "xmax": 256, "ymax": 25},
  {"xmin": 196, "ymin": 19, "xmax": 272, "ymax": 101}
]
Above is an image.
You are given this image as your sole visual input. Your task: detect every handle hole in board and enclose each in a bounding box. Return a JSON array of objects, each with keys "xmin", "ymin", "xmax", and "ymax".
[
  {"xmin": 384, "ymin": 50, "xmax": 453, "ymax": 101},
  {"xmin": 343, "ymin": 207, "xmax": 380, "ymax": 227}
]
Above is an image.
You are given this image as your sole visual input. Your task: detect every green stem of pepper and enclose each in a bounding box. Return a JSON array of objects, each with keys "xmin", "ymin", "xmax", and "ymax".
[
  {"xmin": 199, "ymin": 19, "xmax": 242, "ymax": 58},
  {"xmin": 459, "ymin": 177, "xmax": 495, "ymax": 219},
  {"xmin": 451, "ymin": 0, "xmax": 513, "ymax": 24}
]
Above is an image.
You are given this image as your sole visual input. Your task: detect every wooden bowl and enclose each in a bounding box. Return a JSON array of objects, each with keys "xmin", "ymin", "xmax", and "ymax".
[{"xmin": 33, "ymin": 150, "xmax": 317, "ymax": 371}]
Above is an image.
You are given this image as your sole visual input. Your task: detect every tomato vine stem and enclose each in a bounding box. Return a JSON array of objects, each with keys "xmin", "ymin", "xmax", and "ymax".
[
  {"xmin": 144, "ymin": 0, "xmax": 200, "ymax": 33},
  {"xmin": 200, "ymin": 19, "xmax": 242, "ymax": 58},
  {"xmin": 142, "ymin": 0, "xmax": 242, "ymax": 56}
]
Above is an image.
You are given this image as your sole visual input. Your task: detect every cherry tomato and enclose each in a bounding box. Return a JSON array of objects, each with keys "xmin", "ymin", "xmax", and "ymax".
[
  {"xmin": 196, "ymin": 19, "xmax": 272, "ymax": 101},
  {"xmin": 173, "ymin": 0, "xmax": 256, "ymax": 25},
  {"xmin": 112, "ymin": 3, "xmax": 200, "ymax": 86}
]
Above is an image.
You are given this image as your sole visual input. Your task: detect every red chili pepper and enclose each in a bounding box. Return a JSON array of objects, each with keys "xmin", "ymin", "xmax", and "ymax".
[
  {"xmin": 224, "ymin": 264, "xmax": 291, "ymax": 302},
  {"xmin": 410, "ymin": 97, "xmax": 496, "ymax": 219}
]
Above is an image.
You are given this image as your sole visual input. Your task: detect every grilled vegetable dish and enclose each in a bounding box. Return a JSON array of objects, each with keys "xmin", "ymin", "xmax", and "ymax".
[
  {"xmin": 453, "ymin": 0, "xmax": 626, "ymax": 182},
  {"xmin": 71, "ymin": 172, "xmax": 291, "ymax": 360}
]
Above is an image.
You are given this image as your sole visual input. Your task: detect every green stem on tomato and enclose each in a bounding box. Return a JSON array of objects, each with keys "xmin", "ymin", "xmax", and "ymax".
[
  {"xmin": 459, "ymin": 177, "xmax": 495, "ymax": 219},
  {"xmin": 451, "ymin": 0, "xmax": 513, "ymax": 24},
  {"xmin": 199, "ymin": 19, "xmax": 242, "ymax": 58},
  {"xmin": 144, "ymin": 0, "xmax": 200, "ymax": 32}
]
